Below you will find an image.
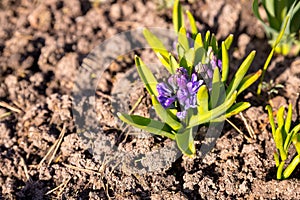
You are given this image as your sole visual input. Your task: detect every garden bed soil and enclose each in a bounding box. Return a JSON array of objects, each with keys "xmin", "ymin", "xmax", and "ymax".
[{"xmin": 0, "ymin": 0, "xmax": 300, "ymax": 199}]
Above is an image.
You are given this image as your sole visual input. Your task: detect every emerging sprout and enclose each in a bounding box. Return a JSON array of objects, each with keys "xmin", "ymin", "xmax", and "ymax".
[{"xmin": 266, "ymin": 104, "xmax": 300, "ymax": 180}]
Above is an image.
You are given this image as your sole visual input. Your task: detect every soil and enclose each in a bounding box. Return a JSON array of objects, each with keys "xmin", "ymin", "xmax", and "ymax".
[{"xmin": 0, "ymin": 0, "xmax": 300, "ymax": 199}]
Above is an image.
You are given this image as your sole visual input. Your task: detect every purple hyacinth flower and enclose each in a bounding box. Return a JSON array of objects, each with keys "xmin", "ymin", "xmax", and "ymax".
[{"xmin": 156, "ymin": 66, "xmax": 203, "ymax": 120}]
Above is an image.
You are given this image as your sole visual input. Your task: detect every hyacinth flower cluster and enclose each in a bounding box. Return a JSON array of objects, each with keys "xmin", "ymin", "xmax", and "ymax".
[
  {"xmin": 157, "ymin": 50, "xmax": 222, "ymax": 121},
  {"xmin": 157, "ymin": 67, "xmax": 203, "ymax": 120},
  {"xmin": 266, "ymin": 104, "xmax": 300, "ymax": 180},
  {"xmin": 118, "ymin": 0, "xmax": 266, "ymax": 156}
]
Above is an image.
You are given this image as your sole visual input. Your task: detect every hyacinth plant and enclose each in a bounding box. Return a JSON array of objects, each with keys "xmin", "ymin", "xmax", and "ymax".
[
  {"xmin": 253, "ymin": 1, "xmax": 291, "ymax": 95},
  {"xmin": 118, "ymin": 0, "xmax": 263, "ymax": 156},
  {"xmin": 253, "ymin": 0, "xmax": 300, "ymax": 56},
  {"xmin": 266, "ymin": 104, "xmax": 300, "ymax": 179},
  {"xmin": 253, "ymin": 0, "xmax": 299, "ymax": 100}
]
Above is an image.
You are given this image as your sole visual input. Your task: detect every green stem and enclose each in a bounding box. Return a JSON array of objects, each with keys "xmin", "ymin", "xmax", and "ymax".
[
  {"xmin": 277, "ymin": 161, "xmax": 285, "ymax": 180},
  {"xmin": 257, "ymin": 49, "xmax": 274, "ymax": 95}
]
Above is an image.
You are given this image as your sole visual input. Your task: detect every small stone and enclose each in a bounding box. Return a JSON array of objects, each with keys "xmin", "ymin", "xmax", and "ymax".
[{"xmin": 109, "ymin": 4, "xmax": 122, "ymax": 21}]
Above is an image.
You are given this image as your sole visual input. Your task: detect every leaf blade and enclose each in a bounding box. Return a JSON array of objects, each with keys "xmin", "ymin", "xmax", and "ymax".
[
  {"xmin": 175, "ymin": 128, "xmax": 195, "ymax": 156},
  {"xmin": 135, "ymin": 56, "xmax": 158, "ymax": 96},
  {"xmin": 226, "ymin": 51, "xmax": 256, "ymax": 99},
  {"xmin": 117, "ymin": 112, "xmax": 175, "ymax": 140},
  {"xmin": 151, "ymin": 95, "xmax": 182, "ymax": 131}
]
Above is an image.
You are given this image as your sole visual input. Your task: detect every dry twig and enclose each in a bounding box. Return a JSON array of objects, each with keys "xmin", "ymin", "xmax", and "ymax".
[
  {"xmin": 239, "ymin": 112, "xmax": 256, "ymax": 139},
  {"xmin": 57, "ymin": 177, "xmax": 72, "ymax": 197},
  {"xmin": 0, "ymin": 101, "xmax": 22, "ymax": 113},
  {"xmin": 226, "ymin": 118, "xmax": 253, "ymax": 142},
  {"xmin": 20, "ymin": 155, "xmax": 31, "ymax": 182},
  {"xmin": 62, "ymin": 163, "xmax": 103, "ymax": 176},
  {"xmin": 38, "ymin": 123, "xmax": 67, "ymax": 168}
]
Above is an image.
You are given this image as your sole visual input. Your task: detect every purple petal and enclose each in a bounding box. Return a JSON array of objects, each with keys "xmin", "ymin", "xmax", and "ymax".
[
  {"xmin": 210, "ymin": 59, "xmax": 217, "ymax": 69},
  {"xmin": 178, "ymin": 67, "xmax": 188, "ymax": 75},
  {"xmin": 192, "ymin": 84, "xmax": 201, "ymax": 94},
  {"xmin": 191, "ymin": 73, "xmax": 198, "ymax": 83},
  {"xmin": 158, "ymin": 96, "xmax": 175, "ymax": 108},
  {"xmin": 176, "ymin": 110, "xmax": 187, "ymax": 120},
  {"xmin": 187, "ymin": 82, "xmax": 193, "ymax": 94},
  {"xmin": 177, "ymin": 76, "xmax": 188, "ymax": 88},
  {"xmin": 184, "ymin": 98, "xmax": 191, "ymax": 109},
  {"xmin": 218, "ymin": 59, "xmax": 222, "ymax": 70},
  {"xmin": 164, "ymin": 97, "xmax": 176, "ymax": 107},
  {"xmin": 177, "ymin": 89, "xmax": 188, "ymax": 104},
  {"xmin": 190, "ymin": 96, "xmax": 197, "ymax": 108},
  {"xmin": 168, "ymin": 76, "xmax": 177, "ymax": 90},
  {"xmin": 207, "ymin": 69, "xmax": 213, "ymax": 79},
  {"xmin": 157, "ymin": 83, "xmax": 172, "ymax": 96}
]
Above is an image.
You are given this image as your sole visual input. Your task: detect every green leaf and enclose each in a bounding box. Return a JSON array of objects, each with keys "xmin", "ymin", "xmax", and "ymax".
[
  {"xmin": 204, "ymin": 31, "xmax": 211, "ymax": 50},
  {"xmin": 197, "ymin": 85, "xmax": 209, "ymax": 114},
  {"xmin": 224, "ymin": 34, "xmax": 234, "ymax": 50},
  {"xmin": 194, "ymin": 33, "xmax": 204, "ymax": 50},
  {"xmin": 182, "ymin": 48, "xmax": 195, "ymax": 74},
  {"xmin": 226, "ymin": 51, "xmax": 256, "ymax": 99},
  {"xmin": 237, "ymin": 70, "xmax": 262, "ymax": 95},
  {"xmin": 290, "ymin": 123, "xmax": 300, "ymax": 137},
  {"xmin": 277, "ymin": 106, "xmax": 285, "ymax": 130},
  {"xmin": 194, "ymin": 46, "xmax": 205, "ymax": 66},
  {"xmin": 168, "ymin": 108, "xmax": 178, "ymax": 117},
  {"xmin": 257, "ymin": 14, "xmax": 289, "ymax": 95},
  {"xmin": 175, "ymin": 128, "xmax": 195, "ymax": 156},
  {"xmin": 143, "ymin": 29, "xmax": 173, "ymax": 73},
  {"xmin": 266, "ymin": 105, "xmax": 276, "ymax": 138},
  {"xmin": 257, "ymin": 48, "xmax": 275, "ymax": 95},
  {"xmin": 177, "ymin": 43, "xmax": 185, "ymax": 61},
  {"xmin": 169, "ymin": 54, "xmax": 179, "ymax": 74},
  {"xmin": 253, "ymin": 0, "xmax": 278, "ymax": 37},
  {"xmin": 225, "ymin": 102, "xmax": 251, "ymax": 118},
  {"xmin": 253, "ymin": 0, "xmax": 263, "ymax": 21},
  {"xmin": 156, "ymin": 52, "xmax": 171, "ymax": 72},
  {"xmin": 210, "ymin": 67, "xmax": 223, "ymax": 109},
  {"xmin": 283, "ymin": 155, "xmax": 300, "ymax": 179},
  {"xmin": 292, "ymin": 133, "xmax": 300, "ymax": 155},
  {"xmin": 273, "ymin": 15, "xmax": 289, "ymax": 48},
  {"xmin": 143, "ymin": 29, "xmax": 169, "ymax": 59},
  {"xmin": 151, "ymin": 95, "xmax": 182, "ymax": 131},
  {"xmin": 275, "ymin": 127, "xmax": 287, "ymax": 161},
  {"xmin": 117, "ymin": 112, "xmax": 175, "ymax": 140},
  {"xmin": 210, "ymin": 33, "xmax": 218, "ymax": 53},
  {"xmin": 188, "ymin": 91, "xmax": 237, "ymax": 128},
  {"xmin": 264, "ymin": 0, "xmax": 281, "ymax": 30},
  {"xmin": 277, "ymin": 161, "xmax": 285, "ymax": 180},
  {"xmin": 178, "ymin": 27, "xmax": 190, "ymax": 51},
  {"xmin": 186, "ymin": 10, "xmax": 198, "ymax": 38},
  {"xmin": 274, "ymin": 152, "xmax": 280, "ymax": 167},
  {"xmin": 285, "ymin": 103, "xmax": 293, "ymax": 134},
  {"xmin": 135, "ymin": 56, "xmax": 158, "ymax": 96},
  {"xmin": 263, "ymin": 0, "xmax": 275, "ymax": 17},
  {"xmin": 284, "ymin": 124, "xmax": 299, "ymax": 152},
  {"xmin": 221, "ymin": 42, "xmax": 229, "ymax": 83},
  {"xmin": 290, "ymin": 2, "xmax": 300, "ymax": 33},
  {"xmin": 173, "ymin": 0, "xmax": 184, "ymax": 33}
]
